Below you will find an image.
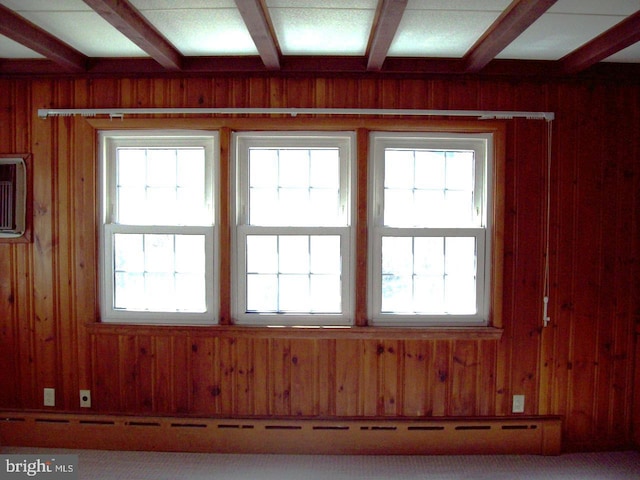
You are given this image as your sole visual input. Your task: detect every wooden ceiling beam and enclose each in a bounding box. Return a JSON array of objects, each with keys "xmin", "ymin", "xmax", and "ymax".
[
  {"xmin": 367, "ymin": 0, "xmax": 408, "ymax": 71},
  {"xmin": 560, "ymin": 10, "xmax": 640, "ymax": 74},
  {"xmin": 463, "ymin": 0, "xmax": 558, "ymax": 73},
  {"xmin": 0, "ymin": 4, "xmax": 87, "ymax": 72},
  {"xmin": 83, "ymin": 0, "xmax": 182, "ymax": 70},
  {"xmin": 234, "ymin": 0, "xmax": 281, "ymax": 70}
]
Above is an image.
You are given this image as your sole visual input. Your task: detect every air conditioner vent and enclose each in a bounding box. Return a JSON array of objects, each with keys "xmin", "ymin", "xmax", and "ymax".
[{"xmin": 0, "ymin": 157, "xmax": 27, "ymax": 238}]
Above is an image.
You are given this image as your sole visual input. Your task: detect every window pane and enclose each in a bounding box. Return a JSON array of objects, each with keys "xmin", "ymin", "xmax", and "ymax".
[
  {"xmin": 175, "ymin": 235, "xmax": 205, "ymax": 273},
  {"xmin": 415, "ymin": 151, "xmax": 444, "ymax": 189},
  {"xmin": 279, "ymin": 236, "xmax": 310, "ymax": 274},
  {"xmin": 382, "ymin": 274, "xmax": 412, "ymax": 313},
  {"xmin": 114, "ymin": 272, "xmax": 145, "ymax": 310},
  {"xmin": 445, "ymin": 237, "xmax": 476, "ymax": 276},
  {"xmin": 117, "ymin": 149, "xmax": 146, "ymax": 187},
  {"xmin": 279, "ymin": 274, "xmax": 310, "ymax": 311},
  {"xmin": 310, "ymin": 149, "xmax": 339, "ymax": 188},
  {"xmin": 382, "ymin": 237, "xmax": 412, "ymax": 275},
  {"xmin": 146, "ymin": 149, "xmax": 176, "ymax": 187},
  {"xmin": 176, "ymin": 273, "xmax": 206, "ymax": 311},
  {"xmin": 310, "ymin": 275, "xmax": 341, "ymax": 312},
  {"xmin": 413, "ymin": 237, "xmax": 444, "ymax": 276},
  {"xmin": 384, "ymin": 150, "xmax": 414, "ymax": 188},
  {"xmin": 279, "ymin": 149, "xmax": 309, "ymax": 188},
  {"xmin": 245, "ymin": 234, "xmax": 342, "ymax": 314},
  {"xmin": 248, "ymin": 147, "xmax": 343, "ymax": 226},
  {"xmin": 113, "ymin": 233, "xmax": 207, "ymax": 313},
  {"xmin": 117, "ymin": 146, "xmax": 208, "ymax": 226},
  {"xmin": 145, "ymin": 234, "xmax": 174, "ymax": 273},
  {"xmin": 145, "ymin": 272, "xmax": 176, "ymax": 310},
  {"xmin": 249, "ymin": 149, "xmax": 278, "ymax": 188},
  {"xmin": 310, "ymin": 236, "xmax": 341, "ymax": 274},
  {"xmin": 117, "ymin": 187, "xmax": 146, "ymax": 225},
  {"xmin": 383, "ymin": 148, "xmax": 477, "ymax": 228},
  {"xmin": 247, "ymin": 274, "xmax": 278, "ymax": 311},
  {"xmin": 446, "ymin": 151, "xmax": 474, "ymax": 190},
  {"xmin": 114, "ymin": 233, "xmax": 144, "ymax": 272},
  {"xmin": 380, "ymin": 235, "xmax": 477, "ymax": 315},
  {"xmin": 247, "ymin": 235, "xmax": 278, "ymax": 273},
  {"xmin": 177, "ymin": 149, "xmax": 205, "ymax": 188},
  {"xmin": 414, "ymin": 275, "xmax": 444, "ymax": 313}
]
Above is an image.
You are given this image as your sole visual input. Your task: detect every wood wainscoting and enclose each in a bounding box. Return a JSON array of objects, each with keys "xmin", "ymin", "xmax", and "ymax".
[{"xmin": 0, "ymin": 411, "xmax": 561, "ymax": 455}]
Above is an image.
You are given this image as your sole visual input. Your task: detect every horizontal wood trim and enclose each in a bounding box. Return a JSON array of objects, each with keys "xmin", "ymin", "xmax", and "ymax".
[
  {"xmin": 0, "ymin": 411, "xmax": 562, "ymax": 455},
  {"xmin": 85, "ymin": 117, "xmax": 509, "ymax": 132},
  {"xmin": 86, "ymin": 323, "xmax": 504, "ymax": 341}
]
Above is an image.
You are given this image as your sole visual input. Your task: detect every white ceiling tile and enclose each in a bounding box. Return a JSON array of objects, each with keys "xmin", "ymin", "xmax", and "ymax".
[
  {"xmin": 11, "ymin": 10, "xmax": 147, "ymax": 57},
  {"xmin": 269, "ymin": 7, "xmax": 376, "ymax": 55},
  {"xmin": 405, "ymin": 0, "xmax": 512, "ymax": 10},
  {"xmin": 604, "ymin": 42, "xmax": 640, "ymax": 63},
  {"xmin": 0, "ymin": 34, "xmax": 44, "ymax": 58},
  {"xmin": 141, "ymin": 9, "xmax": 258, "ymax": 56},
  {"xmin": 496, "ymin": 13, "xmax": 628, "ymax": 60},
  {"xmin": 548, "ymin": 0, "xmax": 639, "ymax": 15},
  {"xmin": 0, "ymin": 0, "xmax": 92, "ymax": 11},
  {"xmin": 132, "ymin": 0, "xmax": 237, "ymax": 9},
  {"xmin": 267, "ymin": 0, "xmax": 377, "ymax": 8},
  {"xmin": 389, "ymin": 10, "xmax": 504, "ymax": 57}
]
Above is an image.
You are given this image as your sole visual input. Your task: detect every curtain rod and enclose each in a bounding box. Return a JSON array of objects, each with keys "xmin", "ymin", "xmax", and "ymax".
[{"xmin": 37, "ymin": 107, "xmax": 554, "ymax": 121}]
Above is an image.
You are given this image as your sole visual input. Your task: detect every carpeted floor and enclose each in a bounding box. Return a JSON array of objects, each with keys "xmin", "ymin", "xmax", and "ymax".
[{"xmin": 2, "ymin": 447, "xmax": 639, "ymax": 479}]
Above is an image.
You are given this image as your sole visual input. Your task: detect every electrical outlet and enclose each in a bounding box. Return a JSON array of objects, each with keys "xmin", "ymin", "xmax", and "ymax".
[
  {"xmin": 512, "ymin": 394, "xmax": 525, "ymax": 413},
  {"xmin": 80, "ymin": 390, "xmax": 91, "ymax": 408},
  {"xmin": 43, "ymin": 388, "xmax": 55, "ymax": 407}
]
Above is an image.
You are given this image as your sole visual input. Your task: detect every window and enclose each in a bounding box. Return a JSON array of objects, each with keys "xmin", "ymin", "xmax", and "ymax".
[
  {"xmin": 0, "ymin": 156, "xmax": 27, "ymax": 239},
  {"xmin": 100, "ymin": 131, "xmax": 218, "ymax": 324},
  {"xmin": 233, "ymin": 132, "xmax": 355, "ymax": 325},
  {"xmin": 369, "ymin": 132, "xmax": 493, "ymax": 326}
]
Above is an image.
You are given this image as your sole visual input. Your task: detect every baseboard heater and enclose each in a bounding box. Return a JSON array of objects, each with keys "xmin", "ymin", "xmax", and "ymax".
[{"xmin": 0, "ymin": 411, "xmax": 562, "ymax": 455}]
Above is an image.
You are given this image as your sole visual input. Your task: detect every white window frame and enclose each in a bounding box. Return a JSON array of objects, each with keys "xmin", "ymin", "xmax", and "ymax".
[
  {"xmin": 368, "ymin": 132, "xmax": 493, "ymax": 327},
  {"xmin": 99, "ymin": 130, "xmax": 219, "ymax": 325},
  {"xmin": 232, "ymin": 131, "xmax": 356, "ymax": 326}
]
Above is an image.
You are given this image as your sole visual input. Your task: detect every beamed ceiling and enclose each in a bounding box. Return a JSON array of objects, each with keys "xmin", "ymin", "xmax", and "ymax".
[{"xmin": 0, "ymin": 0, "xmax": 639, "ymax": 78}]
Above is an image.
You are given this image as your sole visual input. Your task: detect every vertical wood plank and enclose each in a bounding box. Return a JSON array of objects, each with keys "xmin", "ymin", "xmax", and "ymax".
[
  {"xmin": 335, "ymin": 339, "xmax": 360, "ymax": 416},
  {"xmin": 152, "ymin": 336, "xmax": 173, "ymax": 413},
  {"xmin": 432, "ymin": 340, "xmax": 450, "ymax": 416},
  {"xmin": 252, "ymin": 338, "xmax": 270, "ymax": 415},
  {"xmin": 173, "ymin": 335, "xmax": 191, "ymax": 413},
  {"xmin": 92, "ymin": 334, "xmax": 121, "ymax": 411},
  {"xmin": 190, "ymin": 337, "xmax": 217, "ymax": 414},
  {"xmin": 450, "ymin": 340, "xmax": 479, "ymax": 416},
  {"xmin": 289, "ymin": 339, "xmax": 317, "ymax": 415},
  {"xmin": 360, "ymin": 340, "xmax": 379, "ymax": 416},
  {"xmin": 218, "ymin": 337, "xmax": 236, "ymax": 415},
  {"xmin": 233, "ymin": 338, "xmax": 255, "ymax": 415},
  {"xmin": 31, "ymin": 80, "xmax": 58, "ymax": 408},
  {"xmin": 270, "ymin": 338, "xmax": 291, "ymax": 415},
  {"xmin": 402, "ymin": 340, "xmax": 431, "ymax": 416},
  {"xmin": 316, "ymin": 339, "xmax": 336, "ymax": 416}
]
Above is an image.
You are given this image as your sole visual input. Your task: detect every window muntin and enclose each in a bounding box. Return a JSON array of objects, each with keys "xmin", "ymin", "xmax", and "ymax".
[
  {"xmin": 100, "ymin": 131, "xmax": 218, "ymax": 324},
  {"xmin": 234, "ymin": 132, "xmax": 354, "ymax": 326},
  {"xmin": 370, "ymin": 133, "xmax": 491, "ymax": 326}
]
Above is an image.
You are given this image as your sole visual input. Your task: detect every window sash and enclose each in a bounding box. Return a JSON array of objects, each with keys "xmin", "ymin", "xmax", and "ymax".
[
  {"xmin": 102, "ymin": 224, "xmax": 216, "ymax": 324},
  {"xmin": 369, "ymin": 227, "xmax": 487, "ymax": 326},
  {"xmin": 100, "ymin": 131, "xmax": 218, "ymax": 324},
  {"xmin": 235, "ymin": 226, "xmax": 352, "ymax": 325},
  {"xmin": 233, "ymin": 132, "xmax": 355, "ymax": 325},
  {"xmin": 368, "ymin": 132, "xmax": 492, "ymax": 326}
]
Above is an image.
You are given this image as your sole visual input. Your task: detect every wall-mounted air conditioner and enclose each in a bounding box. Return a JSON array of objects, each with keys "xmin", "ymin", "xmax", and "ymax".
[{"xmin": 0, "ymin": 156, "xmax": 28, "ymax": 239}]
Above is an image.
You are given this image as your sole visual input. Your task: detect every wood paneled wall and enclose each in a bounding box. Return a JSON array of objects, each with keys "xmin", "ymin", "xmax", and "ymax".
[{"xmin": 0, "ymin": 74, "xmax": 638, "ymax": 452}]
